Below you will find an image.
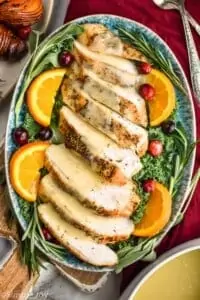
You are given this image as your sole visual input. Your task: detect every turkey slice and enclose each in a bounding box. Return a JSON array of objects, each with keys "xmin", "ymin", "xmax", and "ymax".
[
  {"xmin": 59, "ymin": 106, "xmax": 142, "ymax": 185},
  {"xmin": 38, "ymin": 203, "xmax": 118, "ymax": 267},
  {"xmin": 39, "ymin": 173, "xmax": 134, "ymax": 243},
  {"xmin": 44, "ymin": 144, "xmax": 140, "ymax": 217}
]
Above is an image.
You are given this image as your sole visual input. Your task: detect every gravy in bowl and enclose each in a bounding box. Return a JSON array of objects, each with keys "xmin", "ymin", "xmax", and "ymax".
[{"xmin": 133, "ymin": 250, "xmax": 200, "ymax": 300}]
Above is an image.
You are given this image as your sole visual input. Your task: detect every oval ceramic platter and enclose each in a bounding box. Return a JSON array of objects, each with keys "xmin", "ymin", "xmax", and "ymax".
[{"xmin": 5, "ymin": 15, "xmax": 196, "ymax": 272}]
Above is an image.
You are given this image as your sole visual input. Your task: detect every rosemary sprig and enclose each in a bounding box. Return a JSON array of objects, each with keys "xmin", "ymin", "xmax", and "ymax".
[
  {"xmin": 21, "ymin": 205, "xmax": 40, "ymax": 275},
  {"xmin": 117, "ymin": 27, "xmax": 187, "ymax": 94},
  {"xmin": 21, "ymin": 202, "xmax": 66, "ymax": 274},
  {"xmin": 169, "ymin": 125, "xmax": 199, "ymax": 197}
]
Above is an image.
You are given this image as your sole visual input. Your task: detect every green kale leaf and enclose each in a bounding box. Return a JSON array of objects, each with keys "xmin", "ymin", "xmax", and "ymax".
[
  {"xmin": 23, "ymin": 112, "xmax": 41, "ymax": 142},
  {"xmin": 18, "ymin": 198, "xmax": 32, "ymax": 222},
  {"xmin": 131, "ymin": 127, "xmax": 176, "ymax": 224},
  {"xmin": 131, "ymin": 183, "xmax": 149, "ymax": 224},
  {"xmin": 39, "ymin": 167, "xmax": 49, "ymax": 178},
  {"xmin": 135, "ymin": 127, "xmax": 175, "ymax": 186}
]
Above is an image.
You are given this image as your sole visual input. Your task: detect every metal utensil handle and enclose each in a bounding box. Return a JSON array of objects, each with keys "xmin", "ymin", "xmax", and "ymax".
[
  {"xmin": 180, "ymin": 4, "xmax": 200, "ymax": 104},
  {"xmin": 169, "ymin": 1, "xmax": 200, "ymax": 36},
  {"xmin": 187, "ymin": 11, "xmax": 200, "ymax": 37}
]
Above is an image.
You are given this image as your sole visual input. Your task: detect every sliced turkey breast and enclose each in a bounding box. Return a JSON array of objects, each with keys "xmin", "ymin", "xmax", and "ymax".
[
  {"xmin": 38, "ymin": 203, "xmax": 118, "ymax": 267},
  {"xmin": 77, "ymin": 24, "xmax": 124, "ymax": 56},
  {"xmin": 82, "ymin": 66, "xmax": 147, "ymax": 127},
  {"xmin": 61, "ymin": 78, "xmax": 148, "ymax": 157},
  {"xmin": 44, "ymin": 144, "xmax": 140, "ymax": 217},
  {"xmin": 72, "ymin": 24, "xmax": 148, "ymax": 127},
  {"xmin": 76, "ymin": 23, "xmax": 146, "ymax": 61},
  {"xmin": 39, "ymin": 174, "xmax": 134, "ymax": 243},
  {"xmin": 59, "ymin": 106, "xmax": 142, "ymax": 184},
  {"xmin": 83, "ymin": 60, "xmax": 139, "ymax": 87},
  {"xmin": 74, "ymin": 40, "xmax": 138, "ymax": 75}
]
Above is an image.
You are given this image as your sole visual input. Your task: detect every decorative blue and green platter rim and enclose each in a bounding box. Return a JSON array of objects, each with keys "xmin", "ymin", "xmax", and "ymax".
[{"xmin": 5, "ymin": 15, "xmax": 196, "ymax": 272}]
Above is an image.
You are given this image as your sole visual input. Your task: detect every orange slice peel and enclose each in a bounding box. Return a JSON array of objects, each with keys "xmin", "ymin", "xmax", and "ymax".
[
  {"xmin": 145, "ymin": 69, "xmax": 176, "ymax": 126},
  {"xmin": 134, "ymin": 182, "xmax": 172, "ymax": 237},
  {"xmin": 9, "ymin": 141, "xmax": 49, "ymax": 202},
  {"xmin": 27, "ymin": 68, "xmax": 66, "ymax": 126}
]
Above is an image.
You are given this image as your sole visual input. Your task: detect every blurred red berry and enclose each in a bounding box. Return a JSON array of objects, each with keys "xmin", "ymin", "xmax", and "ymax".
[
  {"xmin": 59, "ymin": 51, "xmax": 74, "ymax": 66},
  {"xmin": 148, "ymin": 140, "xmax": 163, "ymax": 157},
  {"xmin": 139, "ymin": 62, "xmax": 152, "ymax": 74},
  {"xmin": 17, "ymin": 26, "xmax": 32, "ymax": 40},
  {"xmin": 13, "ymin": 127, "xmax": 29, "ymax": 146},
  {"xmin": 142, "ymin": 179, "xmax": 155, "ymax": 193},
  {"xmin": 139, "ymin": 84, "xmax": 155, "ymax": 101},
  {"xmin": 42, "ymin": 227, "xmax": 53, "ymax": 241}
]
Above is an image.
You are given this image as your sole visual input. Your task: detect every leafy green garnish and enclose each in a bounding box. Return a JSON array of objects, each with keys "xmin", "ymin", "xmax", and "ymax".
[
  {"xmin": 117, "ymin": 27, "xmax": 186, "ymax": 94},
  {"xmin": 110, "ymin": 236, "xmax": 138, "ymax": 252},
  {"xmin": 115, "ymin": 238, "xmax": 157, "ymax": 273},
  {"xmin": 29, "ymin": 24, "xmax": 83, "ymax": 76},
  {"xmin": 132, "ymin": 183, "xmax": 149, "ymax": 224},
  {"xmin": 116, "ymin": 123, "xmax": 196, "ymax": 272},
  {"xmin": 135, "ymin": 127, "xmax": 175, "ymax": 186},
  {"xmin": 142, "ymin": 249, "xmax": 157, "ymax": 262},
  {"xmin": 51, "ymin": 92, "xmax": 64, "ymax": 128},
  {"xmin": 50, "ymin": 91, "xmax": 65, "ymax": 144},
  {"xmin": 15, "ymin": 24, "xmax": 84, "ymax": 126},
  {"xmin": 131, "ymin": 127, "xmax": 175, "ymax": 224},
  {"xmin": 39, "ymin": 167, "xmax": 49, "ymax": 179},
  {"xmin": 23, "ymin": 112, "xmax": 41, "ymax": 141},
  {"xmin": 21, "ymin": 203, "xmax": 67, "ymax": 274},
  {"xmin": 18, "ymin": 198, "xmax": 32, "ymax": 222},
  {"xmin": 23, "ymin": 91, "xmax": 64, "ymax": 144}
]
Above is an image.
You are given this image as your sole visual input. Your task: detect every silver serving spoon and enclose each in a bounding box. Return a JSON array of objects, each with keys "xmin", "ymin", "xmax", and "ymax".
[
  {"xmin": 178, "ymin": 0, "xmax": 200, "ymax": 104},
  {"xmin": 153, "ymin": 0, "xmax": 200, "ymax": 36}
]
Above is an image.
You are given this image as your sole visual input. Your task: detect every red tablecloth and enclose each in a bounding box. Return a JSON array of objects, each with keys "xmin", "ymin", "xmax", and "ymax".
[{"xmin": 65, "ymin": 0, "xmax": 200, "ymax": 292}]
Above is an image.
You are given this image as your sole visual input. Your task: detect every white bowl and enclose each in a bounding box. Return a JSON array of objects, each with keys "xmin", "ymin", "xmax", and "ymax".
[{"xmin": 120, "ymin": 239, "xmax": 200, "ymax": 300}]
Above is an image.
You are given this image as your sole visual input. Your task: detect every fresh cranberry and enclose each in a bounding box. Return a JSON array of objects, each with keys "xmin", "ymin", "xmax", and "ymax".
[
  {"xmin": 38, "ymin": 127, "xmax": 53, "ymax": 141},
  {"xmin": 59, "ymin": 51, "xmax": 74, "ymax": 67},
  {"xmin": 17, "ymin": 26, "xmax": 32, "ymax": 40},
  {"xmin": 139, "ymin": 84, "xmax": 155, "ymax": 101},
  {"xmin": 148, "ymin": 140, "xmax": 163, "ymax": 157},
  {"xmin": 161, "ymin": 120, "xmax": 176, "ymax": 134},
  {"xmin": 13, "ymin": 127, "xmax": 29, "ymax": 146},
  {"xmin": 139, "ymin": 62, "xmax": 152, "ymax": 74},
  {"xmin": 42, "ymin": 228, "xmax": 53, "ymax": 241},
  {"xmin": 142, "ymin": 179, "xmax": 155, "ymax": 193}
]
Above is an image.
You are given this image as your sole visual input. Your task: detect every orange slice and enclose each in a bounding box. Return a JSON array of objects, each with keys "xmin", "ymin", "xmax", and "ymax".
[
  {"xmin": 10, "ymin": 142, "xmax": 49, "ymax": 202},
  {"xmin": 145, "ymin": 69, "xmax": 176, "ymax": 126},
  {"xmin": 134, "ymin": 182, "xmax": 172, "ymax": 237},
  {"xmin": 27, "ymin": 68, "xmax": 66, "ymax": 126}
]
